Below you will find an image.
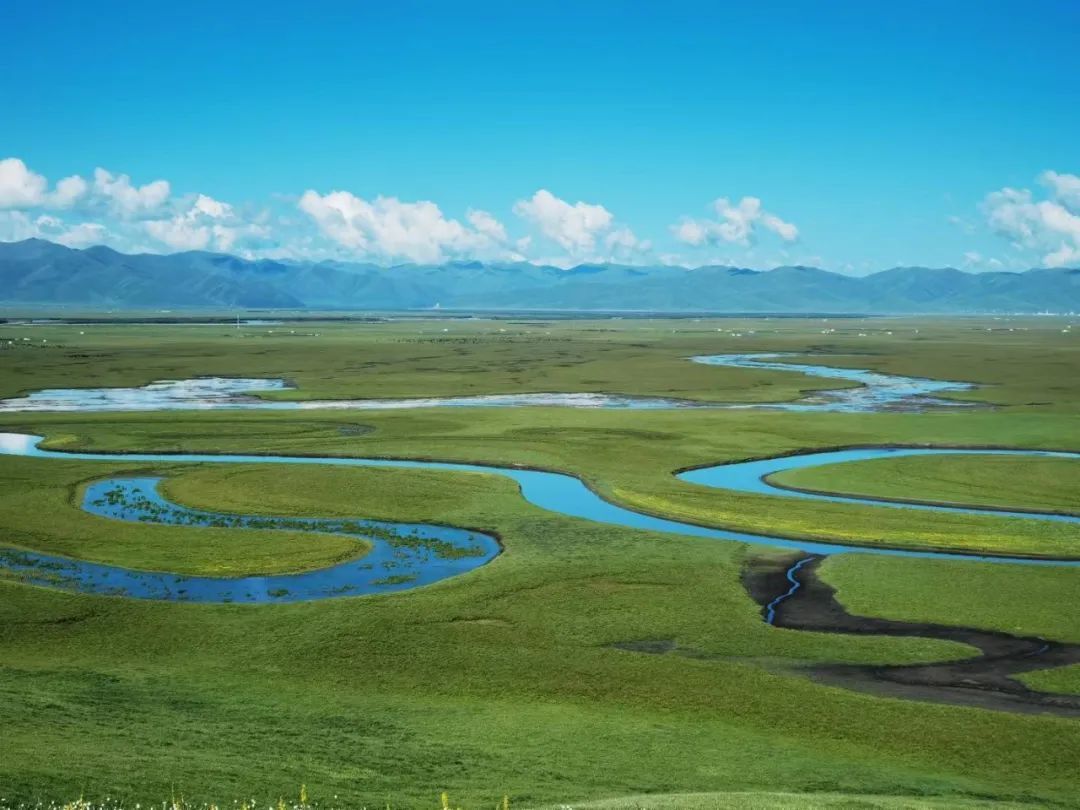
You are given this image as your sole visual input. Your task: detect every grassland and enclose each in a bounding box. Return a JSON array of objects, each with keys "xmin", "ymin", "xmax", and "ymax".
[
  {"xmin": 531, "ymin": 792, "xmax": 1043, "ymax": 809},
  {"xmin": 0, "ymin": 315, "xmax": 1078, "ymax": 808},
  {"xmin": 770, "ymin": 453, "xmax": 1080, "ymax": 515},
  {"xmin": 15, "ymin": 406, "xmax": 1080, "ymax": 559},
  {"xmin": 3, "ymin": 315, "xmax": 1079, "ymax": 406}
]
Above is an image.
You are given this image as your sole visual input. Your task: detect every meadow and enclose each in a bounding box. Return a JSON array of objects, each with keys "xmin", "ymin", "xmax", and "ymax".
[{"xmin": 0, "ymin": 314, "xmax": 1078, "ymax": 808}]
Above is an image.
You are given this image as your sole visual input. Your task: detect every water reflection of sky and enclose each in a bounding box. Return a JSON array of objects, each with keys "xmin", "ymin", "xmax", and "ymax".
[
  {"xmin": 0, "ymin": 353, "xmax": 976, "ymax": 413},
  {"xmin": 0, "ymin": 475, "xmax": 499, "ymax": 603}
]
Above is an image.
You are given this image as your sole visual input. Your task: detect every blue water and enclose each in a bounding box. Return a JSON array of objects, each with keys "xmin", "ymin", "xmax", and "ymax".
[
  {"xmin": 1, "ymin": 432, "xmax": 1078, "ymax": 604},
  {"xmin": 763, "ymin": 556, "xmax": 819, "ymax": 625},
  {"xmin": 0, "ymin": 353, "xmax": 975, "ymax": 413},
  {"xmin": 0, "ymin": 471, "xmax": 498, "ymax": 603},
  {"xmin": 678, "ymin": 447, "xmax": 1080, "ymax": 524},
  {"xmin": 689, "ymin": 353, "xmax": 975, "ymax": 411}
]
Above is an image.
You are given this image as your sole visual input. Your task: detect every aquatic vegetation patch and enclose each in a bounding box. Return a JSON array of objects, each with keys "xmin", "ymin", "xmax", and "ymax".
[{"xmin": 0, "ymin": 476, "xmax": 499, "ymax": 603}]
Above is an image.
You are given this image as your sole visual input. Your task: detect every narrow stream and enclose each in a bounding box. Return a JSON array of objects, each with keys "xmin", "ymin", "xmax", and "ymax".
[{"xmin": 740, "ymin": 554, "xmax": 1080, "ymax": 717}]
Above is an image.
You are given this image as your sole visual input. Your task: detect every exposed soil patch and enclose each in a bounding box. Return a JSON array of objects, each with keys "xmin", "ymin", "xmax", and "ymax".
[
  {"xmin": 612, "ymin": 557, "xmax": 1080, "ymax": 717},
  {"xmin": 444, "ymin": 617, "xmax": 513, "ymax": 628},
  {"xmin": 743, "ymin": 555, "xmax": 1080, "ymax": 717},
  {"xmin": 336, "ymin": 424, "xmax": 376, "ymax": 437}
]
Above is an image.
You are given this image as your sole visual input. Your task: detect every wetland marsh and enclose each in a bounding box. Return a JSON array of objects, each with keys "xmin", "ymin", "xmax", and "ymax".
[{"xmin": 1, "ymin": 316, "xmax": 1078, "ymax": 809}]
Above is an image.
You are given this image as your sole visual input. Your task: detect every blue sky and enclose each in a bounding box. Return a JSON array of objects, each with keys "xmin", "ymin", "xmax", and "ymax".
[{"xmin": 2, "ymin": 1, "xmax": 1078, "ymax": 272}]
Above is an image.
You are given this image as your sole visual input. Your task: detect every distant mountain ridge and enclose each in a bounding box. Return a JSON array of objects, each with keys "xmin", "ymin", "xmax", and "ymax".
[{"xmin": 2, "ymin": 238, "xmax": 1079, "ymax": 313}]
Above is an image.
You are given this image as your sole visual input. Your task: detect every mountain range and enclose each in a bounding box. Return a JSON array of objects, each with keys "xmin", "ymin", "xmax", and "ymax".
[{"xmin": 2, "ymin": 238, "xmax": 1079, "ymax": 314}]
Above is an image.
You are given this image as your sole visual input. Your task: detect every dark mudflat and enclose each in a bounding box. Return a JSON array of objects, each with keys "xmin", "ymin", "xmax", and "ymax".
[
  {"xmin": 742, "ymin": 556, "xmax": 1080, "ymax": 717},
  {"xmin": 613, "ymin": 558, "xmax": 1080, "ymax": 717}
]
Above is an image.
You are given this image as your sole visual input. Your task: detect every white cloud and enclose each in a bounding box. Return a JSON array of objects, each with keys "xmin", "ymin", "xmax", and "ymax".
[
  {"xmin": 54, "ymin": 221, "xmax": 107, "ymax": 248},
  {"xmin": 760, "ymin": 211, "xmax": 799, "ymax": 242},
  {"xmin": 604, "ymin": 226, "xmax": 651, "ymax": 257},
  {"xmin": 0, "ymin": 211, "xmax": 108, "ymax": 249},
  {"xmin": 983, "ymin": 173, "xmax": 1080, "ymax": 268},
  {"xmin": 466, "ymin": 208, "xmax": 508, "ymax": 243},
  {"xmin": 0, "ymin": 158, "xmax": 49, "ymax": 208},
  {"xmin": 298, "ymin": 190, "xmax": 513, "ymax": 263},
  {"xmin": 671, "ymin": 219, "xmax": 708, "ymax": 247},
  {"xmin": 512, "ymin": 189, "xmax": 648, "ymax": 262},
  {"xmin": 93, "ymin": 167, "xmax": 171, "ymax": 218},
  {"xmin": 144, "ymin": 217, "xmax": 211, "ymax": 251},
  {"xmin": 513, "ymin": 189, "xmax": 612, "ymax": 254},
  {"xmin": 0, "ymin": 156, "xmax": 695, "ymax": 266},
  {"xmin": 192, "ymin": 193, "xmax": 233, "ymax": 219},
  {"xmin": 0, "ymin": 158, "xmax": 88, "ymax": 209},
  {"xmin": 50, "ymin": 175, "xmax": 89, "ymax": 208},
  {"xmin": 2, "ymin": 156, "xmax": 661, "ymax": 265},
  {"xmin": 1044, "ymin": 243, "xmax": 1080, "ymax": 268},
  {"xmin": 1040, "ymin": 170, "xmax": 1080, "ymax": 211},
  {"xmin": 143, "ymin": 193, "xmax": 267, "ymax": 253},
  {"xmin": 0, "ymin": 210, "xmax": 39, "ymax": 240},
  {"xmin": 673, "ymin": 196, "xmax": 799, "ymax": 248},
  {"xmin": 0, "ymin": 157, "xmax": 279, "ymax": 256},
  {"xmin": 961, "ymin": 250, "xmax": 1002, "ymax": 270}
]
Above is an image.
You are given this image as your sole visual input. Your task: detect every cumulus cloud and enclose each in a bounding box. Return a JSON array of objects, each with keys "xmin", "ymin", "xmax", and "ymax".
[
  {"xmin": 604, "ymin": 226, "xmax": 649, "ymax": 255},
  {"xmin": 673, "ymin": 196, "xmax": 799, "ymax": 248},
  {"xmin": 512, "ymin": 189, "xmax": 648, "ymax": 262},
  {"xmin": 0, "ymin": 157, "xmax": 279, "ymax": 256},
  {"xmin": 0, "ymin": 210, "xmax": 39, "ymax": 241},
  {"xmin": 143, "ymin": 193, "xmax": 269, "ymax": 253},
  {"xmin": 2, "ymin": 156, "xmax": 666, "ymax": 265},
  {"xmin": 466, "ymin": 208, "xmax": 508, "ymax": 243},
  {"xmin": 1041, "ymin": 170, "xmax": 1080, "ymax": 211},
  {"xmin": 50, "ymin": 174, "xmax": 89, "ymax": 208},
  {"xmin": 0, "ymin": 158, "xmax": 49, "ymax": 208},
  {"xmin": 298, "ymin": 190, "xmax": 514, "ymax": 263},
  {"xmin": 983, "ymin": 172, "xmax": 1080, "ymax": 268},
  {"xmin": 0, "ymin": 210, "xmax": 108, "ymax": 248},
  {"xmin": 93, "ymin": 167, "xmax": 171, "ymax": 218},
  {"xmin": 53, "ymin": 221, "xmax": 107, "ymax": 248},
  {"xmin": 513, "ymin": 189, "xmax": 612, "ymax": 254},
  {"xmin": 0, "ymin": 158, "xmax": 89, "ymax": 209}
]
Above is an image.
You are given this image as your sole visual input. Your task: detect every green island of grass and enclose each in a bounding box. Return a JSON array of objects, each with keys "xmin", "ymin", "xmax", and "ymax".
[{"xmin": 770, "ymin": 453, "xmax": 1080, "ymax": 516}]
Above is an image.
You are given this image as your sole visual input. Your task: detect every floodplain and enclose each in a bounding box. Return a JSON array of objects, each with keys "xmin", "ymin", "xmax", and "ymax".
[{"xmin": 1, "ymin": 314, "xmax": 1078, "ymax": 809}]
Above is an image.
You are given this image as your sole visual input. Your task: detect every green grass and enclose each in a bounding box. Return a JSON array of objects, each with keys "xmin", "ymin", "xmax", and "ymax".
[
  {"xmin": 1020, "ymin": 664, "xmax": 1080, "ymax": 695},
  {"xmin": 2, "ymin": 316, "xmax": 1080, "ymax": 808},
  {"xmin": 821, "ymin": 554, "xmax": 1080, "ymax": 643},
  {"xmin": 821, "ymin": 554, "xmax": 1080, "ymax": 697},
  {"xmin": 13, "ymin": 405, "xmax": 1080, "ymax": 559},
  {"xmin": 0, "ymin": 458, "xmax": 369, "ymax": 576},
  {"xmin": 771, "ymin": 454, "xmax": 1080, "ymax": 515},
  {"xmin": 3, "ymin": 315, "xmax": 1079, "ymax": 407},
  {"xmin": 530, "ymin": 791, "xmax": 1041, "ymax": 809},
  {"xmin": 1, "ymin": 450, "xmax": 1078, "ymax": 808}
]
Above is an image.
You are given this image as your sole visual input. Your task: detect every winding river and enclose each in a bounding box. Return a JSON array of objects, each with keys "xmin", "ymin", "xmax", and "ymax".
[
  {"xmin": 0, "ymin": 353, "xmax": 1073, "ymax": 602},
  {"xmin": 678, "ymin": 447, "xmax": 1080, "ymax": 525},
  {"xmin": 3, "ymin": 354, "xmax": 1074, "ymax": 716},
  {"xmin": 0, "ymin": 474, "xmax": 498, "ymax": 603},
  {"xmin": 1, "ymin": 431, "xmax": 1078, "ymax": 603},
  {"xmin": 0, "ymin": 353, "xmax": 975, "ymax": 413}
]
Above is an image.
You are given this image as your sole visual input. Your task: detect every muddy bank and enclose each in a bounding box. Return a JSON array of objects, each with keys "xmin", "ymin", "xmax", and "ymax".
[{"xmin": 742, "ymin": 556, "xmax": 1080, "ymax": 717}]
